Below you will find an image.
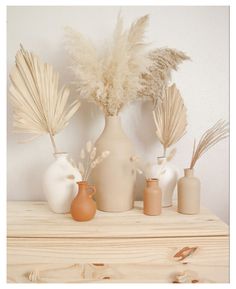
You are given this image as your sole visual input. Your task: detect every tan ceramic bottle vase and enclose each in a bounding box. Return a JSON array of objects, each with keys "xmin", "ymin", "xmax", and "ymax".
[
  {"xmin": 177, "ymin": 168, "xmax": 200, "ymax": 214},
  {"xmin": 70, "ymin": 181, "xmax": 96, "ymax": 221},
  {"xmin": 144, "ymin": 178, "xmax": 162, "ymax": 216},
  {"xmin": 92, "ymin": 116, "xmax": 136, "ymax": 212}
]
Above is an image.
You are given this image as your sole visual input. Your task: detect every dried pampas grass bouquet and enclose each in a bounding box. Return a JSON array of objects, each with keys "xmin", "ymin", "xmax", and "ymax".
[
  {"xmin": 9, "ymin": 45, "xmax": 80, "ymax": 154},
  {"xmin": 65, "ymin": 14, "xmax": 149, "ymax": 116},
  {"xmin": 138, "ymin": 48, "xmax": 190, "ymax": 107}
]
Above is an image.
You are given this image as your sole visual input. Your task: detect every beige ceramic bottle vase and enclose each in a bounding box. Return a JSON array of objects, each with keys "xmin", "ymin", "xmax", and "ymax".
[
  {"xmin": 70, "ymin": 181, "xmax": 96, "ymax": 221},
  {"xmin": 177, "ymin": 168, "xmax": 200, "ymax": 214},
  {"xmin": 92, "ymin": 116, "xmax": 136, "ymax": 212},
  {"xmin": 144, "ymin": 178, "xmax": 162, "ymax": 216}
]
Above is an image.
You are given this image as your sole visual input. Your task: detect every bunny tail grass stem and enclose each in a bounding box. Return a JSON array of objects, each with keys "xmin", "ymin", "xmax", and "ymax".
[{"xmin": 83, "ymin": 154, "xmax": 92, "ymax": 181}]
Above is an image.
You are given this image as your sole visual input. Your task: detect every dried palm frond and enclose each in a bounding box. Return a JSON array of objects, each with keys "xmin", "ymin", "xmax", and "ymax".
[
  {"xmin": 139, "ymin": 48, "xmax": 190, "ymax": 107},
  {"xmin": 167, "ymin": 147, "xmax": 177, "ymax": 162},
  {"xmin": 190, "ymin": 120, "xmax": 229, "ymax": 169},
  {"xmin": 65, "ymin": 14, "xmax": 149, "ymax": 116},
  {"xmin": 153, "ymin": 84, "xmax": 187, "ymax": 156},
  {"xmin": 9, "ymin": 45, "xmax": 80, "ymax": 153}
]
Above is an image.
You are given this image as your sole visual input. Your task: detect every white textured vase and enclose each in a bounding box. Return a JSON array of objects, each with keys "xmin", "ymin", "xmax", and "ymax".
[
  {"xmin": 148, "ymin": 157, "xmax": 178, "ymax": 207},
  {"xmin": 92, "ymin": 116, "xmax": 136, "ymax": 212},
  {"xmin": 43, "ymin": 152, "xmax": 82, "ymax": 213}
]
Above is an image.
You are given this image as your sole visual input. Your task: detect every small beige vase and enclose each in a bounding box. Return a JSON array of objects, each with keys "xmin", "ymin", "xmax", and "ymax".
[
  {"xmin": 144, "ymin": 178, "xmax": 162, "ymax": 216},
  {"xmin": 92, "ymin": 116, "xmax": 136, "ymax": 212},
  {"xmin": 177, "ymin": 168, "xmax": 200, "ymax": 215}
]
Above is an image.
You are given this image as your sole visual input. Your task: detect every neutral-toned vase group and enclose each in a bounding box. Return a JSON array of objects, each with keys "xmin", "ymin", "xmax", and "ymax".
[
  {"xmin": 9, "ymin": 14, "xmax": 227, "ymax": 222},
  {"xmin": 42, "ymin": 114, "xmax": 200, "ymax": 221}
]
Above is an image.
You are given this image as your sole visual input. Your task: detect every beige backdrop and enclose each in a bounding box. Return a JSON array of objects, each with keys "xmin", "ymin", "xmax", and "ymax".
[{"xmin": 7, "ymin": 6, "xmax": 229, "ymax": 223}]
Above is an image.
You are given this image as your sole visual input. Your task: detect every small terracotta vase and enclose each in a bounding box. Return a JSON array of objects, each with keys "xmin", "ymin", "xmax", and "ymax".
[
  {"xmin": 177, "ymin": 168, "xmax": 200, "ymax": 215},
  {"xmin": 143, "ymin": 178, "xmax": 162, "ymax": 216},
  {"xmin": 70, "ymin": 181, "xmax": 96, "ymax": 221}
]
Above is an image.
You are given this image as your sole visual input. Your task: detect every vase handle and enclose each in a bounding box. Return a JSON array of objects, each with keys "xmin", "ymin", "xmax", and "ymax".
[{"xmin": 87, "ymin": 185, "xmax": 96, "ymax": 198}]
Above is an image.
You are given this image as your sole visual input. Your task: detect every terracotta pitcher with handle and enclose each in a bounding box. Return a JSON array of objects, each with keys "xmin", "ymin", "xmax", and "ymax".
[{"xmin": 70, "ymin": 181, "xmax": 96, "ymax": 221}]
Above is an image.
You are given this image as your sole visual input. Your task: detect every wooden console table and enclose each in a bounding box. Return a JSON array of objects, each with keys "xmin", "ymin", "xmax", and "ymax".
[{"xmin": 7, "ymin": 201, "xmax": 229, "ymax": 283}]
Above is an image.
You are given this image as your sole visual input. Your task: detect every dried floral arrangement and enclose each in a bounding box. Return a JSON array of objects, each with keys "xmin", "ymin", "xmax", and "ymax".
[
  {"xmin": 138, "ymin": 48, "xmax": 190, "ymax": 107},
  {"xmin": 189, "ymin": 120, "xmax": 229, "ymax": 169},
  {"xmin": 78, "ymin": 141, "xmax": 110, "ymax": 181},
  {"xmin": 9, "ymin": 45, "xmax": 80, "ymax": 154},
  {"xmin": 152, "ymin": 84, "xmax": 187, "ymax": 157},
  {"xmin": 65, "ymin": 15, "xmax": 149, "ymax": 116}
]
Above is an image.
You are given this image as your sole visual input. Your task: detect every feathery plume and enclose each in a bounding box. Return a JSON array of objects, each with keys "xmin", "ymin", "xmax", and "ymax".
[
  {"xmin": 190, "ymin": 120, "xmax": 229, "ymax": 169},
  {"xmin": 65, "ymin": 14, "xmax": 149, "ymax": 116},
  {"xmin": 139, "ymin": 48, "xmax": 190, "ymax": 107}
]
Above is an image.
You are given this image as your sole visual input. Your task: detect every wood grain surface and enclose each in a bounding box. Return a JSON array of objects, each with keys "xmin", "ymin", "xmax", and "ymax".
[
  {"xmin": 7, "ymin": 201, "xmax": 228, "ymax": 238},
  {"xmin": 7, "ymin": 201, "xmax": 229, "ymax": 283},
  {"xmin": 7, "ymin": 236, "xmax": 229, "ymax": 283}
]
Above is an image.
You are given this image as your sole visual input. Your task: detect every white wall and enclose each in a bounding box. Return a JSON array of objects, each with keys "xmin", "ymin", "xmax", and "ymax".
[{"xmin": 7, "ymin": 6, "xmax": 229, "ymax": 223}]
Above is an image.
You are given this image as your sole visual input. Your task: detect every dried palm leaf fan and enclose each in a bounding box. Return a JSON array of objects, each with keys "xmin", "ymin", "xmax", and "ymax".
[
  {"xmin": 9, "ymin": 45, "xmax": 80, "ymax": 154},
  {"xmin": 189, "ymin": 120, "xmax": 229, "ymax": 169},
  {"xmin": 153, "ymin": 84, "xmax": 187, "ymax": 157},
  {"xmin": 138, "ymin": 48, "xmax": 190, "ymax": 107}
]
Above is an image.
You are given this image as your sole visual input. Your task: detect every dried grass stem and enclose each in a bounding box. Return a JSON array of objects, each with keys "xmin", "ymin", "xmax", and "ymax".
[{"xmin": 190, "ymin": 120, "xmax": 229, "ymax": 169}]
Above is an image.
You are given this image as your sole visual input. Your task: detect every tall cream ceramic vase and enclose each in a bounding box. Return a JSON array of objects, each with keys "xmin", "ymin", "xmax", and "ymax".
[
  {"xmin": 177, "ymin": 168, "xmax": 200, "ymax": 214},
  {"xmin": 43, "ymin": 153, "xmax": 82, "ymax": 213},
  {"xmin": 92, "ymin": 116, "xmax": 136, "ymax": 212}
]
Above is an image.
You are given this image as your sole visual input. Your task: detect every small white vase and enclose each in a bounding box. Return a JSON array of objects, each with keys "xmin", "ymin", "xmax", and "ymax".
[
  {"xmin": 92, "ymin": 116, "xmax": 136, "ymax": 212},
  {"xmin": 43, "ymin": 152, "xmax": 82, "ymax": 213},
  {"xmin": 147, "ymin": 157, "xmax": 178, "ymax": 207}
]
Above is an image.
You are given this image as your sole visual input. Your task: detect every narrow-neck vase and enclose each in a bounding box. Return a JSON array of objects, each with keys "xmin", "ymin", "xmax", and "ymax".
[
  {"xmin": 71, "ymin": 181, "xmax": 96, "ymax": 221},
  {"xmin": 92, "ymin": 116, "xmax": 136, "ymax": 212},
  {"xmin": 143, "ymin": 178, "xmax": 162, "ymax": 216}
]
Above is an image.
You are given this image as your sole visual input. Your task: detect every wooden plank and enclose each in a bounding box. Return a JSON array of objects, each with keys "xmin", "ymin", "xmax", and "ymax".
[
  {"xmin": 7, "ymin": 236, "xmax": 229, "ymax": 283},
  {"xmin": 7, "ymin": 201, "xmax": 228, "ymax": 238}
]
